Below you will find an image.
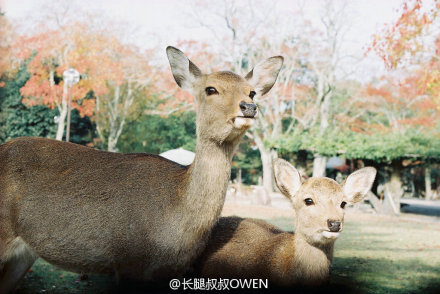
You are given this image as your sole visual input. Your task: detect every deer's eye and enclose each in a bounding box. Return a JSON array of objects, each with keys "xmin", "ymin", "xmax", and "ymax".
[
  {"xmin": 340, "ymin": 201, "xmax": 347, "ymax": 209},
  {"xmin": 304, "ymin": 198, "xmax": 314, "ymax": 206},
  {"xmin": 205, "ymin": 87, "xmax": 218, "ymax": 96},
  {"xmin": 249, "ymin": 91, "xmax": 256, "ymax": 99}
]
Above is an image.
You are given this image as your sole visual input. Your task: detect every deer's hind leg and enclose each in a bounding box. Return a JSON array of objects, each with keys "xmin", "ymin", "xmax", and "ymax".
[{"xmin": 0, "ymin": 237, "xmax": 38, "ymax": 294}]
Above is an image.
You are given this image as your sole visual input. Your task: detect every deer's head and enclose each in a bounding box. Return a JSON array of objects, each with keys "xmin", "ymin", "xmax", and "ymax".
[
  {"xmin": 274, "ymin": 159, "xmax": 376, "ymax": 246},
  {"xmin": 166, "ymin": 46, "xmax": 283, "ymax": 145}
]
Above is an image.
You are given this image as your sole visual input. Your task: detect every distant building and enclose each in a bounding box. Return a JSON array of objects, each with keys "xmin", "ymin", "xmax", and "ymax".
[{"xmin": 160, "ymin": 147, "xmax": 195, "ymax": 166}]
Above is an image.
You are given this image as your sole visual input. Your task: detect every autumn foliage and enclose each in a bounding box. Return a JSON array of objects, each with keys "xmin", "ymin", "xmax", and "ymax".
[
  {"xmin": 15, "ymin": 22, "xmax": 126, "ymax": 118},
  {"xmin": 0, "ymin": 12, "xmax": 14, "ymax": 86},
  {"xmin": 370, "ymin": 0, "xmax": 440, "ymax": 112}
]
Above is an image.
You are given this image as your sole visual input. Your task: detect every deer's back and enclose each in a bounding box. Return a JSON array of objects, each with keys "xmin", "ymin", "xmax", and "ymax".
[{"xmin": 0, "ymin": 137, "xmax": 189, "ymax": 275}]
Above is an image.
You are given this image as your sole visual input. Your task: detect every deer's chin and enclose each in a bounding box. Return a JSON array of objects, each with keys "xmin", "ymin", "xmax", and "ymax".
[
  {"xmin": 232, "ymin": 117, "xmax": 254, "ymax": 129},
  {"xmin": 322, "ymin": 231, "xmax": 340, "ymax": 239}
]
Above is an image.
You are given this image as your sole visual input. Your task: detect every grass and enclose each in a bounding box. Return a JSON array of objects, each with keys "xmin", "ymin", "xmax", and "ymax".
[
  {"xmin": 15, "ymin": 212, "xmax": 440, "ymax": 294},
  {"xmin": 16, "ymin": 260, "xmax": 113, "ymax": 294}
]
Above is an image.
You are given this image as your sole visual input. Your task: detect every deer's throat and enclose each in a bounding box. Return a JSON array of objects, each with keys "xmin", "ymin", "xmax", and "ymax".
[
  {"xmin": 178, "ymin": 138, "xmax": 237, "ymax": 231},
  {"xmin": 289, "ymin": 233, "xmax": 334, "ymax": 284},
  {"xmin": 174, "ymin": 140, "xmax": 234, "ymax": 271},
  {"xmin": 185, "ymin": 140, "xmax": 234, "ymax": 203}
]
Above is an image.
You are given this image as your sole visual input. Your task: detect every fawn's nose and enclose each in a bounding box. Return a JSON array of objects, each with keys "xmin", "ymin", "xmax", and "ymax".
[
  {"xmin": 327, "ymin": 220, "xmax": 341, "ymax": 232},
  {"xmin": 239, "ymin": 101, "xmax": 257, "ymax": 118}
]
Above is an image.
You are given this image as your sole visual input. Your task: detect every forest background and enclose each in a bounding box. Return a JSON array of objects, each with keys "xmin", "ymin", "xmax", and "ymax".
[{"xmin": 1, "ymin": 0, "xmax": 440, "ymax": 213}]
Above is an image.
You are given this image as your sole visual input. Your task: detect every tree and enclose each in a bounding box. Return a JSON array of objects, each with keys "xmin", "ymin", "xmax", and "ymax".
[
  {"xmin": 93, "ymin": 41, "xmax": 157, "ymax": 152},
  {"xmin": 369, "ymin": 0, "xmax": 440, "ymax": 204},
  {"xmin": 12, "ymin": 2, "xmax": 158, "ymax": 149},
  {"xmin": 186, "ymin": 0, "xmax": 356, "ymax": 192},
  {"xmin": 0, "ymin": 10, "xmax": 14, "ymax": 83},
  {"xmin": 15, "ymin": 22, "xmax": 98, "ymax": 140},
  {"xmin": 370, "ymin": 0, "xmax": 440, "ymax": 110},
  {"xmin": 0, "ymin": 58, "xmax": 94, "ymax": 145},
  {"xmin": 0, "ymin": 59, "xmax": 57, "ymax": 142},
  {"xmin": 117, "ymin": 111, "xmax": 197, "ymax": 154},
  {"xmin": 273, "ymin": 67, "xmax": 440, "ymax": 213}
]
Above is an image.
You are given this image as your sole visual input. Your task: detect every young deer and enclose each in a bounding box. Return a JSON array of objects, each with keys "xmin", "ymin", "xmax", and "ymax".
[
  {"xmin": 0, "ymin": 47, "xmax": 283, "ymax": 292},
  {"xmin": 196, "ymin": 159, "xmax": 376, "ymax": 287}
]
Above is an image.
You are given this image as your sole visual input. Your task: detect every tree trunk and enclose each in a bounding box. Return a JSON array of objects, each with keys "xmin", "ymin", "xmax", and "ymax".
[
  {"xmin": 107, "ymin": 85, "xmax": 119, "ymax": 152},
  {"xmin": 319, "ymin": 89, "xmax": 332, "ymax": 131},
  {"xmin": 237, "ymin": 168, "xmax": 242, "ymax": 184},
  {"xmin": 95, "ymin": 95, "xmax": 105, "ymax": 144},
  {"xmin": 425, "ymin": 165, "xmax": 432, "ymax": 200},
  {"xmin": 261, "ymin": 149, "xmax": 273, "ymax": 193},
  {"xmin": 383, "ymin": 160, "xmax": 403, "ymax": 215},
  {"xmin": 254, "ymin": 134, "xmax": 275, "ymax": 193},
  {"xmin": 55, "ymin": 82, "xmax": 68, "ymax": 141},
  {"xmin": 293, "ymin": 150, "xmax": 308, "ymax": 178},
  {"xmin": 313, "ymin": 155, "xmax": 326, "ymax": 177},
  {"xmin": 106, "ymin": 85, "xmax": 133, "ymax": 152}
]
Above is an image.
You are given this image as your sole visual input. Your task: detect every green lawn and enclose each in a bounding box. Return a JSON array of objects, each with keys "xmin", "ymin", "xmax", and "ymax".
[{"xmin": 15, "ymin": 213, "xmax": 440, "ymax": 293}]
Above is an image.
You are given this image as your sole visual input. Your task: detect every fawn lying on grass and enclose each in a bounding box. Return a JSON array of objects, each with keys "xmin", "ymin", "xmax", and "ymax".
[{"xmin": 196, "ymin": 158, "xmax": 376, "ymax": 287}]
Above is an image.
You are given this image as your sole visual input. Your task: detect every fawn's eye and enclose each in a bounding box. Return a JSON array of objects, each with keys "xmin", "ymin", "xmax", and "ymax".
[
  {"xmin": 249, "ymin": 91, "xmax": 256, "ymax": 99},
  {"xmin": 340, "ymin": 201, "xmax": 347, "ymax": 209},
  {"xmin": 304, "ymin": 198, "xmax": 314, "ymax": 206},
  {"xmin": 205, "ymin": 87, "xmax": 218, "ymax": 96}
]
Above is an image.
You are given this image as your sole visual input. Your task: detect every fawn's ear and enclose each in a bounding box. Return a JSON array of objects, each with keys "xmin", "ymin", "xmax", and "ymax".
[
  {"xmin": 343, "ymin": 167, "xmax": 377, "ymax": 203},
  {"xmin": 245, "ymin": 56, "xmax": 283, "ymax": 96},
  {"xmin": 166, "ymin": 46, "xmax": 202, "ymax": 92},
  {"xmin": 273, "ymin": 158, "xmax": 302, "ymax": 199}
]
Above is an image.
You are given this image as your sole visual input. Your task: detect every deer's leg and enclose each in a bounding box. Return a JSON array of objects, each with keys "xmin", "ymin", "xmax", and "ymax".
[{"xmin": 0, "ymin": 238, "xmax": 37, "ymax": 293}]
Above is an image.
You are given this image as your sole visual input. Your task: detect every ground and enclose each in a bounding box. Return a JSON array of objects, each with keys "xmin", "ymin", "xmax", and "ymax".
[{"xmin": 14, "ymin": 203, "xmax": 440, "ymax": 294}]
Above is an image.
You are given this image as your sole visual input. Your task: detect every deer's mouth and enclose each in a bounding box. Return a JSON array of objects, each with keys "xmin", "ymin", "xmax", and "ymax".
[
  {"xmin": 322, "ymin": 231, "xmax": 340, "ymax": 239},
  {"xmin": 232, "ymin": 116, "xmax": 255, "ymax": 129}
]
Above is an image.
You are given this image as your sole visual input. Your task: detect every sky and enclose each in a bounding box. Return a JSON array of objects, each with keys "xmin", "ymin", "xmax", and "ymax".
[{"xmin": 2, "ymin": 0, "xmax": 405, "ymax": 81}]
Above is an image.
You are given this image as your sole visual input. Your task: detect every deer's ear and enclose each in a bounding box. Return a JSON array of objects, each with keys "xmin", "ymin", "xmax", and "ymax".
[
  {"xmin": 343, "ymin": 167, "xmax": 377, "ymax": 203},
  {"xmin": 166, "ymin": 46, "xmax": 202, "ymax": 92},
  {"xmin": 245, "ymin": 56, "xmax": 283, "ymax": 96},
  {"xmin": 273, "ymin": 158, "xmax": 302, "ymax": 199}
]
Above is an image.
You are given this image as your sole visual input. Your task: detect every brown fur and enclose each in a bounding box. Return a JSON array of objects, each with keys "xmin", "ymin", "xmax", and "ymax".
[
  {"xmin": 0, "ymin": 47, "xmax": 283, "ymax": 293},
  {"xmin": 195, "ymin": 159, "xmax": 376, "ymax": 287}
]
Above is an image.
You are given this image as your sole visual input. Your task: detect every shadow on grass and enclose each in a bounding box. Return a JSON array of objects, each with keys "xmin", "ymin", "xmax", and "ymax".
[
  {"xmin": 15, "ymin": 257, "xmax": 440, "ymax": 294},
  {"xmin": 331, "ymin": 256, "xmax": 440, "ymax": 294}
]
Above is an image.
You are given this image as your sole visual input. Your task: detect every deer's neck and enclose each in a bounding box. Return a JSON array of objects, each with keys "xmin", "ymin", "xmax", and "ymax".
[
  {"xmin": 287, "ymin": 232, "xmax": 334, "ymax": 285},
  {"xmin": 177, "ymin": 138, "xmax": 235, "ymax": 253},
  {"xmin": 184, "ymin": 139, "xmax": 234, "ymax": 210}
]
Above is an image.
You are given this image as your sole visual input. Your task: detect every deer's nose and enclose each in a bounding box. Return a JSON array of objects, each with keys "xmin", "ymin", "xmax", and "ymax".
[
  {"xmin": 327, "ymin": 220, "xmax": 341, "ymax": 232},
  {"xmin": 239, "ymin": 101, "xmax": 257, "ymax": 118}
]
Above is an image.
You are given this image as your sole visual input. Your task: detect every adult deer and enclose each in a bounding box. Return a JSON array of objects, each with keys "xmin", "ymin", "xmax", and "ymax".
[
  {"xmin": 196, "ymin": 159, "xmax": 376, "ymax": 287},
  {"xmin": 0, "ymin": 47, "xmax": 283, "ymax": 292}
]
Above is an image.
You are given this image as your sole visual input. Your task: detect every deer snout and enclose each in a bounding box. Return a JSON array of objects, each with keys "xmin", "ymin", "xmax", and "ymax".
[
  {"xmin": 327, "ymin": 220, "xmax": 341, "ymax": 232},
  {"xmin": 239, "ymin": 101, "xmax": 257, "ymax": 118}
]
